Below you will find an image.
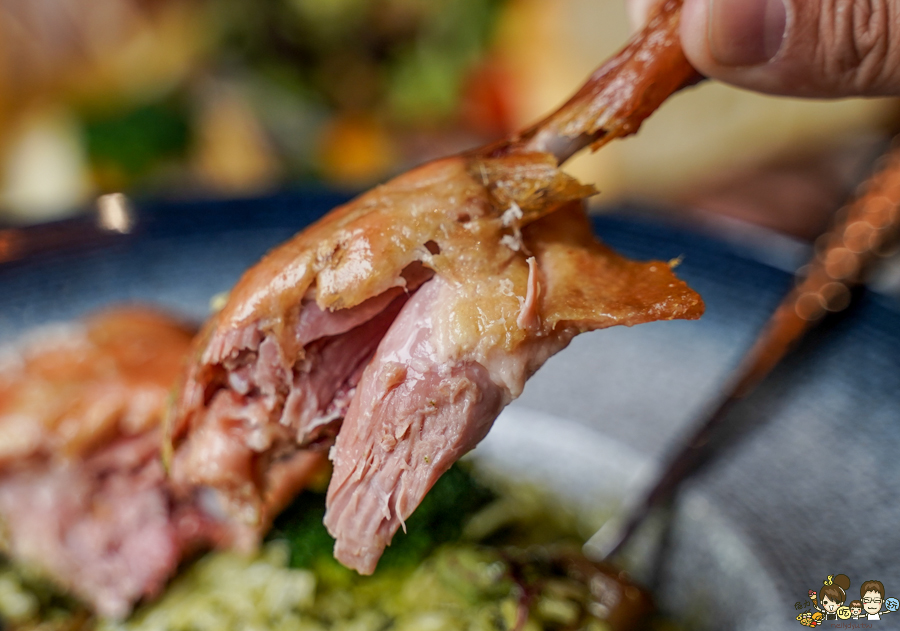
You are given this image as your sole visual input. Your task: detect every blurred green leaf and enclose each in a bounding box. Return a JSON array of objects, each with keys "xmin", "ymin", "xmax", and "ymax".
[
  {"xmin": 384, "ymin": 0, "xmax": 504, "ymax": 123},
  {"xmin": 83, "ymin": 100, "xmax": 190, "ymax": 178},
  {"xmin": 210, "ymin": 0, "xmax": 503, "ymax": 122},
  {"xmin": 386, "ymin": 46, "xmax": 463, "ymax": 122}
]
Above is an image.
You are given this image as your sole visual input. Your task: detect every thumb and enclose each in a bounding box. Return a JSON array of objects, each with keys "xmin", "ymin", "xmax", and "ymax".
[{"xmin": 680, "ymin": 0, "xmax": 900, "ymax": 97}]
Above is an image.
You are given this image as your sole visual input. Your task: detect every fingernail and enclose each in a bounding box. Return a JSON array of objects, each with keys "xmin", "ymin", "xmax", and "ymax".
[{"xmin": 708, "ymin": 0, "xmax": 787, "ymax": 66}]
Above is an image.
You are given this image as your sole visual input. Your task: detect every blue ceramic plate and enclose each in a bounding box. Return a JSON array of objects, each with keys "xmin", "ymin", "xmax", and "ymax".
[{"xmin": 2, "ymin": 193, "xmax": 898, "ymax": 630}]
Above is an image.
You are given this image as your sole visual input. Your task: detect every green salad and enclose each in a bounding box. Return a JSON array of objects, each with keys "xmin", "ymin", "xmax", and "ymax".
[{"xmin": 1, "ymin": 466, "xmax": 656, "ymax": 631}]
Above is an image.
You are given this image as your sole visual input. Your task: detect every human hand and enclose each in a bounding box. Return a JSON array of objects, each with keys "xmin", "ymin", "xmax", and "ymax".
[{"xmin": 628, "ymin": 0, "xmax": 900, "ymax": 98}]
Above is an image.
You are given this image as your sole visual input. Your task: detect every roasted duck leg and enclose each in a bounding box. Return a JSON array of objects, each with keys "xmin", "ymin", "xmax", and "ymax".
[
  {"xmin": 169, "ymin": 0, "xmax": 703, "ymax": 575},
  {"xmin": 0, "ymin": 309, "xmax": 324, "ymax": 618}
]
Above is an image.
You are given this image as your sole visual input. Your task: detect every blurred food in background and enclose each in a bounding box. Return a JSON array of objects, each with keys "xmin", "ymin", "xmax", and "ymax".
[
  {"xmin": 0, "ymin": 0, "xmax": 897, "ymax": 233},
  {"xmin": 0, "ymin": 0, "xmax": 512, "ymax": 221}
]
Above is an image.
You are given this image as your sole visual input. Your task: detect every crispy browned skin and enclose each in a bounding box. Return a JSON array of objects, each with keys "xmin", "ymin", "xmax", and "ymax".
[
  {"xmin": 0, "ymin": 309, "xmax": 194, "ymax": 465},
  {"xmin": 169, "ymin": 0, "xmax": 703, "ymax": 570},
  {"xmin": 204, "ymin": 155, "xmax": 595, "ymax": 353},
  {"xmin": 525, "ymin": 203, "xmax": 703, "ymax": 330}
]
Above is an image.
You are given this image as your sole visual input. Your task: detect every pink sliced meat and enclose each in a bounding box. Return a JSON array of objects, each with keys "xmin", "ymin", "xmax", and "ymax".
[
  {"xmin": 324, "ymin": 277, "xmax": 508, "ymax": 572},
  {"xmin": 0, "ymin": 432, "xmax": 216, "ymax": 619}
]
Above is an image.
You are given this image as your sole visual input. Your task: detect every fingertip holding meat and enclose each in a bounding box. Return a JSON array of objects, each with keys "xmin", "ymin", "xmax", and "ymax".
[{"xmin": 170, "ymin": 0, "xmax": 703, "ymax": 575}]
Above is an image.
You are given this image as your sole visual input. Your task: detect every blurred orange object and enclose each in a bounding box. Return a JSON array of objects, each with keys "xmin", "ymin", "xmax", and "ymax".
[
  {"xmin": 316, "ymin": 114, "xmax": 397, "ymax": 186},
  {"xmin": 192, "ymin": 81, "xmax": 281, "ymax": 195}
]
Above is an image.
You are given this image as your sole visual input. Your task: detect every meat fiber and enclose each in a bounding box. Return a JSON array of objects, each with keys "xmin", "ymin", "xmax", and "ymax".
[
  {"xmin": 170, "ymin": 0, "xmax": 704, "ymax": 575},
  {"xmin": 0, "ymin": 309, "xmax": 323, "ymax": 618}
]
